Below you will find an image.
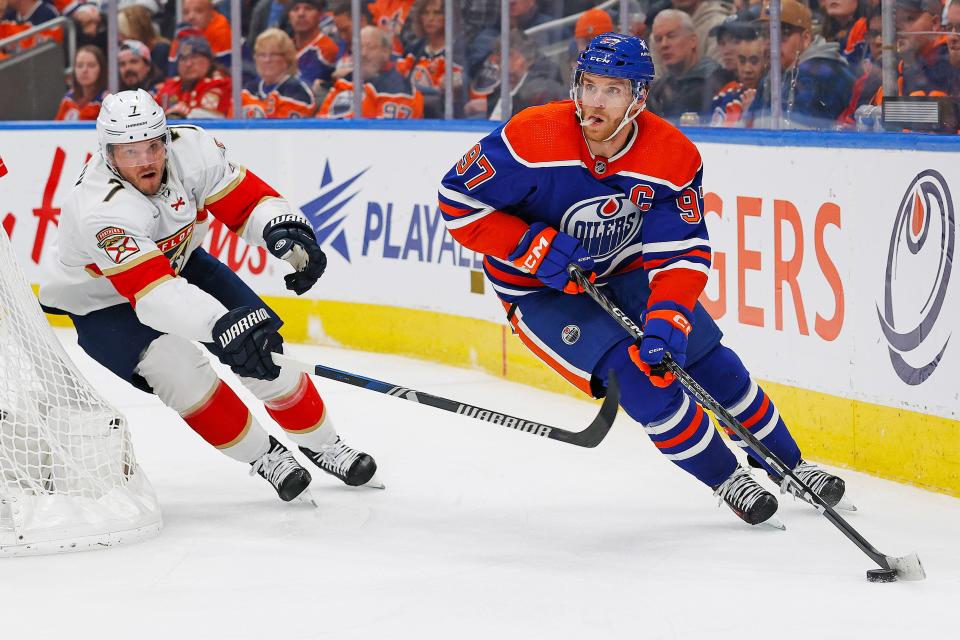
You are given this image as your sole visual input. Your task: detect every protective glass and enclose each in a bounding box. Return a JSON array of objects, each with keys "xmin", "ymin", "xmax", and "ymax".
[{"xmin": 108, "ymin": 136, "xmax": 167, "ymax": 169}]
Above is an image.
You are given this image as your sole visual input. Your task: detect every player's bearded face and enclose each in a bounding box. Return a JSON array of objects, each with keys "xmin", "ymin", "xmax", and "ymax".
[
  {"xmin": 576, "ymin": 74, "xmax": 640, "ymax": 142},
  {"xmin": 110, "ymin": 137, "xmax": 167, "ymax": 195}
]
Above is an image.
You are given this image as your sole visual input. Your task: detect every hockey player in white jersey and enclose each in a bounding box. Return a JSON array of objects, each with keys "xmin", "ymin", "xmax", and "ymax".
[{"xmin": 40, "ymin": 89, "xmax": 380, "ymax": 503}]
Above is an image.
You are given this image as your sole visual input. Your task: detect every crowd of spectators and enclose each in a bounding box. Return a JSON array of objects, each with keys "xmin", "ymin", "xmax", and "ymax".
[{"xmin": 1, "ymin": 0, "xmax": 959, "ymax": 129}]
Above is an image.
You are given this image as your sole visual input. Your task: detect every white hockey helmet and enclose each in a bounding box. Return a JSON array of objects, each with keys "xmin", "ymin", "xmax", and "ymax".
[{"xmin": 96, "ymin": 89, "xmax": 168, "ymax": 171}]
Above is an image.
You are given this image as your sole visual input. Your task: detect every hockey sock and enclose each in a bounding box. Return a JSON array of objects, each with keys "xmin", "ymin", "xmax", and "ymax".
[
  {"xmin": 263, "ymin": 373, "xmax": 337, "ymax": 451},
  {"xmin": 596, "ymin": 340, "xmax": 737, "ymax": 488},
  {"xmin": 182, "ymin": 380, "xmax": 270, "ymax": 463}
]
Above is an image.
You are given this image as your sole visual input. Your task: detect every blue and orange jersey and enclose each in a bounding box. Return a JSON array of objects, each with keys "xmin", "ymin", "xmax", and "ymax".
[
  {"xmin": 297, "ymin": 32, "xmax": 339, "ymax": 87},
  {"xmin": 438, "ymin": 101, "xmax": 710, "ymax": 311},
  {"xmin": 709, "ymin": 80, "xmax": 747, "ymax": 126},
  {"xmin": 398, "ymin": 42, "xmax": 463, "ymax": 93},
  {"xmin": 841, "ymin": 17, "xmax": 869, "ymax": 73},
  {"xmin": 242, "ymin": 75, "xmax": 316, "ymax": 118},
  {"xmin": 54, "ymin": 89, "xmax": 107, "ymax": 121},
  {"xmin": 317, "ymin": 66, "xmax": 423, "ymax": 119}
]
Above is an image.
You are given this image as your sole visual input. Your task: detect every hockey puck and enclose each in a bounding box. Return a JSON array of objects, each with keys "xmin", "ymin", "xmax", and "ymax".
[{"xmin": 866, "ymin": 568, "xmax": 898, "ymax": 583}]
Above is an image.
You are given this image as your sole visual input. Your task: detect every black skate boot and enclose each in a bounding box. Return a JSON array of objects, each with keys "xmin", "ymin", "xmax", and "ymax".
[
  {"xmin": 300, "ymin": 436, "xmax": 381, "ymax": 488},
  {"xmin": 713, "ymin": 465, "xmax": 782, "ymax": 528},
  {"xmin": 771, "ymin": 460, "xmax": 853, "ymax": 510},
  {"xmin": 250, "ymin": 436, "xmax": 312, "ymax": 502}
]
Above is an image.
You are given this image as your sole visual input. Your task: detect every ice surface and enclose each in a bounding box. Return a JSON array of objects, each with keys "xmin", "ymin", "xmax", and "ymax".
[{"xmin": 2, "ymin": 330, "xmax": 958, "ymax": 639}]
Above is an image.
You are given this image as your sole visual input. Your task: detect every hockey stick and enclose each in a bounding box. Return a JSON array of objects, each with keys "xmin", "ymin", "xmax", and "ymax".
[
  {"xmin": 569, "ymin": 267, "xmax": 926, "ymax": 581},
  {"xmin": 272, "ymin": 352, "xmax": 620, "ymax": 448}
]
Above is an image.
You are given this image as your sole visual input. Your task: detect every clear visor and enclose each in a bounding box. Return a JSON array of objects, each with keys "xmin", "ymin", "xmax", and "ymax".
[
  {"xmin": 107, "ymin": 136, "xmax": 167, "ymax": 169},
  {"xmin": 573, "ymin": 78, "xmax": 638, "ymax": 110}
]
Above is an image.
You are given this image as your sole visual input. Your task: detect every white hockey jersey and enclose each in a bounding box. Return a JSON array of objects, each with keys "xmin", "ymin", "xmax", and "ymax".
[{"xmin": 40, "ymin": 124, "xmax": 303, "ymax": 342}]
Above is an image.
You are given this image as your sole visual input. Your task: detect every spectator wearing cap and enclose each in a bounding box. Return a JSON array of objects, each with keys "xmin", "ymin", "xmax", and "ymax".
[
  {"xmin": 574, "ymin": 7, "xmax": 614, "ymax": 53},
  {"xmin": 182, "ymin": 0, "xmax": 233, "ymax": 68},
  {"xmin": 822, "ymin": 0, "xmax": 870, "ymax": 74},
  {"xmin": 119, "ymin": 4, "xmax": 171, "ymax": 72},
  {"xmin": 400, "ymin": 0, "xmax": 465, "ymax": 118},
  {"xmin": 55, "ymin": 44, "xmax": 107, "ymax": 120},
  {"xmin": 318, "ymin": 25, "xmax": 423, "ymax": 118},
  {"xmin": 468, "ymin": 0, "xmax": 562, "ymax": 78},
  {"xmin": 894, "ymin": 0, "xmax": 952, "ymax": 96},
  {"xmin": 289, "ymin": 0, "xmax": 339, "ymax": 97},
  {"xmin": 710, "ymin": 28, "xmax": 763, "ymax": 125},
  {"xmin": 648, "ymin": 9, "xmax": 726, "ymax": 122},
  {"xmin": 945, "ymin": 0, "xmax": 960, "ymax": 95},
  {"xmin": 243, "ymin": 28, "xmax": 317, "ymax": 117},
  {"xmin": 746, "ymin": 0, "xmax": 855, "ymax": 128},
  {"xmin": 119, "ymin": 39, "xmax": 163, "ymax": 91},
  {"xmin": 838, "ymin": 9, "xmax": 883, "ymax": 126},
  {"xmin": 154, "ymin": 35, "xmax": 233, "ymax": 118},
  {"xmin": 671, "ymin": 0, "xmax": 734, "ymax": 63}
]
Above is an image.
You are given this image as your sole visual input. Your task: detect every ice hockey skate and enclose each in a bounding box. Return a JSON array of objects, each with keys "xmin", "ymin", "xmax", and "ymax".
[
  {"xmin": 300, "ymin": 436, "xmax": 383, "ymax": 489},
  {"xmin": 713, "ymin": 466, "xmax": 784, "ymax": 529},
  {"xmin": 772, "ymin": 460, "xmax": 856, "ymax": 511},
  {"xmin": 250, "ymin": 436, "xmax": 315, "ymax": 504}
]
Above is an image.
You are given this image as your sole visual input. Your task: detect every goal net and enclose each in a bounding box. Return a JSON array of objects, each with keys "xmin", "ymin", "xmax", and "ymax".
[{"xmin": 0, "ymin": 228, "xmax": 161, "ymax": 556}]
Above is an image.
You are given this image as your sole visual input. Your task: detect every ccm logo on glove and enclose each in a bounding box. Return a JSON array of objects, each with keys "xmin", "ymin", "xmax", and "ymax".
[{"xmin": 217, "ymin": 307, "xmax": 271, "ymax": 348}]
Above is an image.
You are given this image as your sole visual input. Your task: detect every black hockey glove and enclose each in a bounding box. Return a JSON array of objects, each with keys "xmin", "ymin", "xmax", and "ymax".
[
  {"xmin": 212, "ymin": 306, "xmax": 283, "ymax": 380},
  {"xmin": 263, "ymin": 216, "xmax": 327, "ymax": 295}
]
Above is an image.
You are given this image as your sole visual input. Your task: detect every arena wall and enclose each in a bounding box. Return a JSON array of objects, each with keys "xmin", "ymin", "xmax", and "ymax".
[{"xmin": 2, "ymin": 120, "xmax": 958, "ymax": 496}]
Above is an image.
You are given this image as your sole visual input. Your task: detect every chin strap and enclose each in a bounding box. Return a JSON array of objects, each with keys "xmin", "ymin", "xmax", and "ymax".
[
  {"xmin": 602, "ymin": 96, "xmax": 645, "ymax": 141},
  {"xmin": 572, "ymin": 80, "xmax": 649, "ymax": 140}
]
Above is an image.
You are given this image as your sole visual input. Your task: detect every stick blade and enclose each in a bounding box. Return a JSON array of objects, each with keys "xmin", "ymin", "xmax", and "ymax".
[
  {"xmin": 887, "ymin": 552, "xmax": 926, "ymax": 581},
  {"xmin": 577, "ymin": 369, "xmax": 621, "ymax": 448}
]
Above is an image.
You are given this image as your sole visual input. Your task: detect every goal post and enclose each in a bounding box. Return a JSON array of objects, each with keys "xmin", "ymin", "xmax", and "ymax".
[{"xmin": 0, "ymin": 228, "xmax": 162, "ymax": 556}]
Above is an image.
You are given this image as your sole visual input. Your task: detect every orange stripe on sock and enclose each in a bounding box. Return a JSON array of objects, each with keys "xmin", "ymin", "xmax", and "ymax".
[
  {"xmin": 655, "ymin": 404, "xmax": 705, "ymax": 449},
  {"xmin": 741, "ymin": 394, "xmax": 770, "ymax": 429}
]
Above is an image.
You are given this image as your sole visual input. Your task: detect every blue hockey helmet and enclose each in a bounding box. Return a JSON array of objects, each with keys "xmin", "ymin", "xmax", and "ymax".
[{"xmin": 575, "ymin": 33, "xmax": 655, "ymax": 85}]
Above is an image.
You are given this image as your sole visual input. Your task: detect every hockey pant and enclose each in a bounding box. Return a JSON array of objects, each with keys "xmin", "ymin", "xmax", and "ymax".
[
  {"xmin": 68, "ymin": 248, "xmax": 339, "ymax": 463},
  {"xmin": 504, "ymin": 270, "xmax": 801, "ymax": 488}
]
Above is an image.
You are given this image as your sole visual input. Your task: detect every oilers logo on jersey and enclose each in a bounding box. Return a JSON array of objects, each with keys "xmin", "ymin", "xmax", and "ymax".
[{"xmin": 561, "ymin": 194, "xmax": 641, "ymax": 260}]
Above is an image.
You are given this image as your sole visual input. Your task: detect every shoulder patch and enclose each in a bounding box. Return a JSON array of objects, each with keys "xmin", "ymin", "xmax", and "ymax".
[
  {"xmin": 96, "ymin": 226, "xmax": 126, "ymax": 246},
  {"xmin": 101, "ymin": 235, "xmax": 141, "ymax": 264}
]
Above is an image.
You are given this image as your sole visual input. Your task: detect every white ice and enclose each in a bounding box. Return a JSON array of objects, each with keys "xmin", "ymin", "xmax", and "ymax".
[{"xmin": 3, "ymin": 330, "xmax": 960, "ymax": 639}]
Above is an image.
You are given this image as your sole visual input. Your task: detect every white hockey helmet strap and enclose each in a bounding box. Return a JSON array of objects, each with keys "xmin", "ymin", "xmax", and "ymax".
[
  {"xmin": 96, "ymin": 89, "xmax": 169, "ymax": 171},
  {"xmin": 571, "ymin": 70, "xmax": 649, "ymax": 141}
]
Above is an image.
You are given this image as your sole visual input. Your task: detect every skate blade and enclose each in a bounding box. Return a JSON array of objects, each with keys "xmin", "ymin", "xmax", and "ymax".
[
  {"xmin": 834, "ymin": 496, "xmax": 857, "ymax": 511},
  {"xmin": 298, "ymin": 488, "xmax": 319, "ymax": 508},
  {"xmin": 759, "ymin": 516, "xmax": 786, "ymax": 531},
  {"xmin": 362, "ymin": 472, "xmax": 385, "ymax": 490}
]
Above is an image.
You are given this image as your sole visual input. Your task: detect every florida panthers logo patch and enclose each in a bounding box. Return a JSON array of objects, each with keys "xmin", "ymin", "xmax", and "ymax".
[{"xmin": 102, "ymin": 235, "xmax": 141, "ymax": 264}]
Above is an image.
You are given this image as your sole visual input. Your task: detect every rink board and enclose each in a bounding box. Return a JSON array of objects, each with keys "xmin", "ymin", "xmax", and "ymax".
[{"xmin": 1, "ymin": 121, "xmax": 958, "ymax": 496}]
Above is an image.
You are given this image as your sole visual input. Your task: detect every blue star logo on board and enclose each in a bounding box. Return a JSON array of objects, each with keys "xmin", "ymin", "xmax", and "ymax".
[{"xmin": 299, "ymin": 160, "xmax": 368, "ymax": 263}]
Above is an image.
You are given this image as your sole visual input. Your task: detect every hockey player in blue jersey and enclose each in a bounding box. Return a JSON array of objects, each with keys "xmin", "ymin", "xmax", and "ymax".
[{"xmin": 438, "ymin": 33, "xmax": 851, "ymax": 527}]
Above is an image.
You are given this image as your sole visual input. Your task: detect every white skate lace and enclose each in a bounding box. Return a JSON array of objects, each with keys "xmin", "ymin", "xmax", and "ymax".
[
  {"xmin": 250, "ymin": 446, "xmax": 301, "ymax": 488},
  {"xmin": 714, "ymin": 467, "xmax": 767, "ymax": 511},
  {"xmin": 785, "ymin": 462, "xmax": 833, "ymax": 496},
  {"xmin": 317, "ymin": 437, "xmax": 361, "ymax": 477}
]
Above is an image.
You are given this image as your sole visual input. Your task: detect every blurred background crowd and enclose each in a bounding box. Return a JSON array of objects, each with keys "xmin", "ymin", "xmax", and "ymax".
[{"xmin": 1, "ymin": 0, "xmax": 958, "ymax": 130}]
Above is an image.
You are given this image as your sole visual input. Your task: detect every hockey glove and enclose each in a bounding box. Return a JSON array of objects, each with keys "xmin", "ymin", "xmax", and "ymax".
[
  {"xmin": 627, "ymin": 301, "xmax": 693, "ymax": 388},
  {"xmin": 507, "ymin": 222, "xmax": 595, "ymax": 294},
  {"xmin": 263, "ymin": 216, "xmax": 327, "ymax": 295},
  {"xmin": 212, "ymin": 306, "xmax": 283, "ymax": 381}
]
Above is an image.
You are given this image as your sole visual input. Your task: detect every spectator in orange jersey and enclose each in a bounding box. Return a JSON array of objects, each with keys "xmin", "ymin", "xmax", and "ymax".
[
  {"xmin": 822, "ymin": 0, "xmax": 870, "ymax": 74},
  {"xmin": 181, "ymin": 0, "xmax": 233, "ymax": 67},
  {"xmin": 401, "ymin": 0, "xmax": 464, "ymax": 118},
  {"xmin": 0, "ymin": 0, "xmax": 30, "ymax": 59},
  {"xmin": 367, "ymin": 0, "xmax": 414, "ymax": 54},
  {"xmin": 2, "ymin": 0, "xmax": 62, "ymax": 54},
  {"xmin": 893, "ymin": 0, "xmax": 952, "ymax": 96},
  {"xmin": 319, "ymin": 25, "xmax": 423, "ymax": 118},
  {"xmin": 289, "ymin": 0, "xmax": 339, "ymax": 97},
  {"xmin": 710, "ymin": 29, "xmax": 763, "ymax": 125},
  {"xmin": 119, "ymin": 4, "xmax": 171, "ymax": 77},
  {"xmin": 55, "ymin": 44, "xmax": 108, "ymax": 120},
  {"xmin": 154, "ymin": 35, "xmax": 232, "ymax": 118},
  {"xmin": 243, "ymin": 28, "xmax": 317, "ymax": 117}
]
